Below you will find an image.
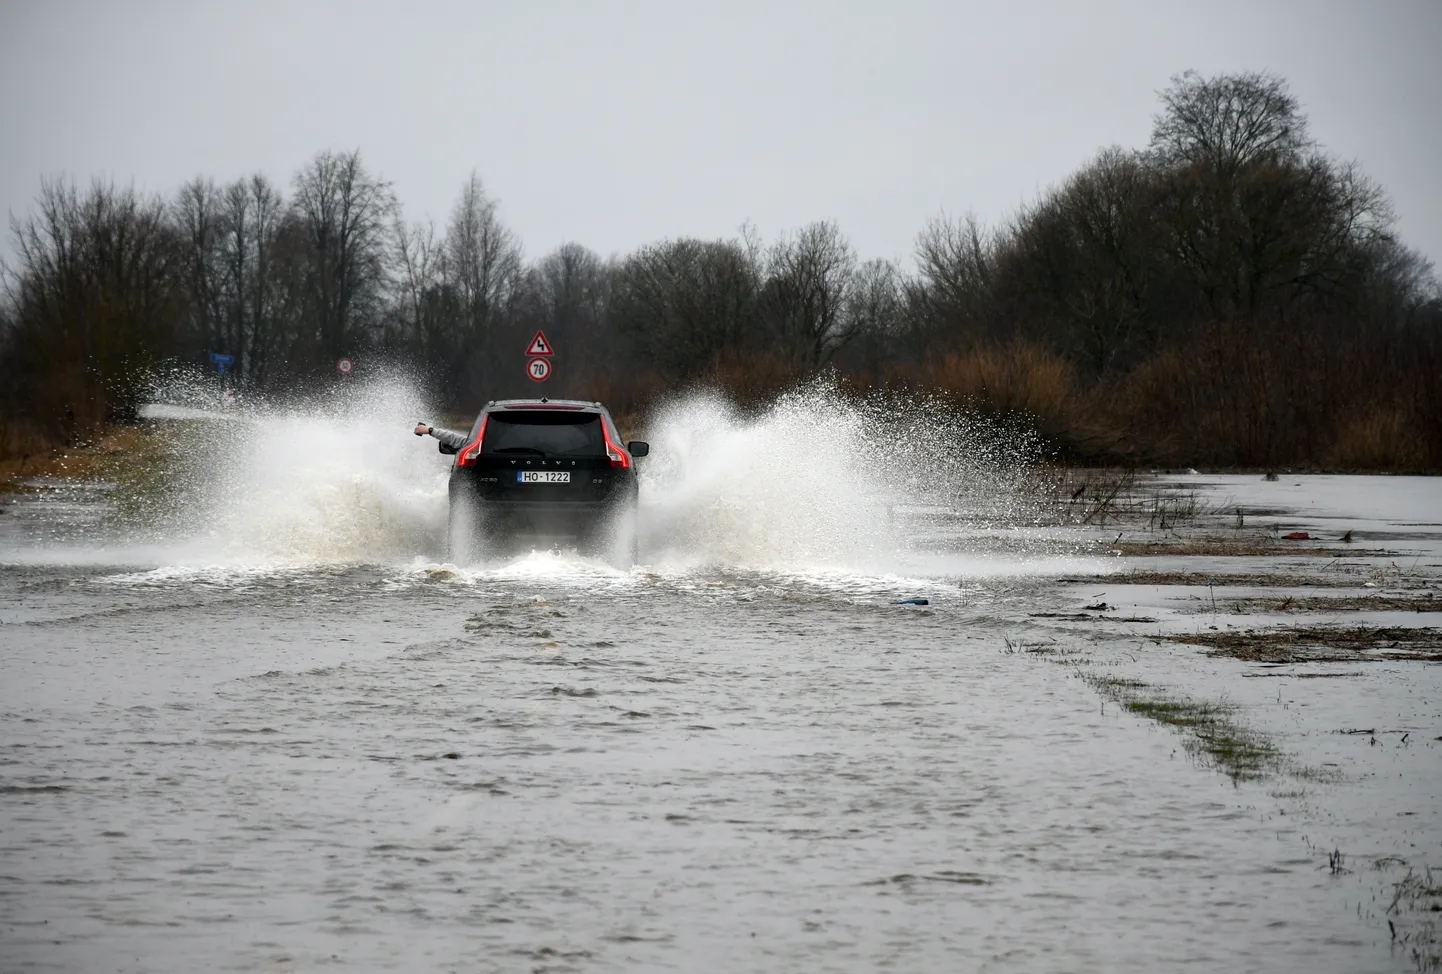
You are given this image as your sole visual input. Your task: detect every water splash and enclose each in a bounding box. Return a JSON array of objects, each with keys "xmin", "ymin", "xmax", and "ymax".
[
  {"xmin": 136, "ymin": 374, "xmax": 451, "ymax": 564},
  {"xmin": 637, "ymin": 381, "xmax": 1043, "ymax": 569},
  {"xmin": 87, "ymin": 375, "xmax": 1047, "ymax": 574}
]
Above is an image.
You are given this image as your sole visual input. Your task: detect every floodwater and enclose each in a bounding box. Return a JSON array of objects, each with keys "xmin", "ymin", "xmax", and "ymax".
[{"xmin": 2, "ymin": 386, "xmax": 1439, "ymax": 973}]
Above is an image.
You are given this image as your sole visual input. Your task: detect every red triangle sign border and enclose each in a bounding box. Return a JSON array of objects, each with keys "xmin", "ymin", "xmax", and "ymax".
[{"xmin": 527, "ymin": 331, "xmax": 554, "ymax": 356}]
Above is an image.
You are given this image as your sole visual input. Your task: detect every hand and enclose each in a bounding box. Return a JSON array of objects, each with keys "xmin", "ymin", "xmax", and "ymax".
[{"xmin": 413, "ymin": 423, "xmax": 431, "ymax": 436}]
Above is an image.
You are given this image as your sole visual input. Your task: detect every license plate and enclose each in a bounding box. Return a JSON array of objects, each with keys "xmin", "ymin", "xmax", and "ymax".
[{"xmin": 517, "ymin": 471, "xmax": 570, "ymax": 483}]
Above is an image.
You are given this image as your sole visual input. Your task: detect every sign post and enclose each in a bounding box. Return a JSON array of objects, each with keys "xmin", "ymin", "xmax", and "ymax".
[
  {"xmin": 526, "ymin": 330, "xmax": 554, "ymax": 383},
  {"xmin": 210, "ymin": 352, "xmax": 234, "ymax": 375}
]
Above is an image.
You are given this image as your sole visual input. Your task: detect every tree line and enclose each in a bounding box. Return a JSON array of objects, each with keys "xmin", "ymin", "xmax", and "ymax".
[{"xmin": 3, "ymin": 70, "xmax": 1439, "ymax": 469}]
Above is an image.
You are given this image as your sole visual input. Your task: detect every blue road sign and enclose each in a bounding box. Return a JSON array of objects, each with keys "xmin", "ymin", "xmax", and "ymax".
[{"xmin": 210, "ymin": 353, "xmax": 235, "ymax": 374}]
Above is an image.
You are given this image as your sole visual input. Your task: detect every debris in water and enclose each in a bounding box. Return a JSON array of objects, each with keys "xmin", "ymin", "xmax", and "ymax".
[{"xmin": 895, "ymin": 598, "xmax": 929, "ymax": 606}]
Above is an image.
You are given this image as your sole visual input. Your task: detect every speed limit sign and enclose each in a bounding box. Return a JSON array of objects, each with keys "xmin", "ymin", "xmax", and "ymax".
[
  {"xmin": 527, "ymin": 357, "xmax": 551, "ymax": 382},
  {"xmin": 336, "ymin": 357, "xmax": 354, "ymax": 375}
]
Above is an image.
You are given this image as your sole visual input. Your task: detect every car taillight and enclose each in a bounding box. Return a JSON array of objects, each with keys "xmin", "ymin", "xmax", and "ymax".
[
  {"xmin": 602, "ymin": 421, "xmax": 630, "ymax": 469},
  {"xmin": 457, "ymin": 416, "xmax": 488, "ymax": 467}
]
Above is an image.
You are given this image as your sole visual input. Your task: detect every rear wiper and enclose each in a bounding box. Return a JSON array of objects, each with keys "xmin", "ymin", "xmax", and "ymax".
[{"xmin": 490, "ymin": 447, "xmax": 547, "ymax": 456}]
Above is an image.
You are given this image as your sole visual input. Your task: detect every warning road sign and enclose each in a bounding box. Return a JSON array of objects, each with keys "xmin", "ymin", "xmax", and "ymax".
[
  {"xmin": 526, "ymin": 331, "xmax": 554, "ymax": 356},
  {"xmin": 527, "ymin": 357, "xmax": 552, "ymax": 382}
]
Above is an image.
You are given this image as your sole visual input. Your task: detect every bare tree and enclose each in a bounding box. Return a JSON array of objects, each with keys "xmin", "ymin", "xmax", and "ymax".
[
  {"xmin": 610, "ymin": 237, "xmax": 760, "ymax": 378},
  {"xmin": 502, "ymin": 243, "xmax": 609, "ymax": 389},
  {"xmin": 226, "ymin": 173, "xmax": 289, "ymax": 386},
  {"xmin": 173, "ymin": 177, "xmax": 226, "ymax": 359},
  {"xmin": 1156, "ymin": 146, "xmax": 1393, "ymax": 319},
  {"xmin": 179, "ymin": 173, "xmax": 296, "ymax": 388},
  {"xmin": 446, "ymin": 172, "xmax": 521, "ymax": 346},
  {"xmin": 391, "ymin": 216, "xmax": 455, "ymax": 382},
  {"xmin": 839, "ymin": 257, "xmax": 903, "ymax": 377},
  {"xmin": 759, "ymin": 220, "xmax": 857, "ymax": 369},
  {"xmin": 1151, "ymin": 70, "xmax": 1310, "ymax": 174},
  {"xmin": 526, "ymin": 244, "xmax": 606, "ymax": 337},
  {"xmin": 4, "ymin": 178, "xmax": 182, "ymax": 429},
  {"xmin": 1145, "ymin": 72, "xmax": 1397, "ymax": 322},
  {"xmin": 999, "ymin": 148, "xmax": 1162, "ymax": 372},
  {"xmin": 290, "ymin": 149, "xmax": 396, "ymax": 366},
  {"xmin": 912, "ymin": 213, "xmax": 997, "ymax": 345}
]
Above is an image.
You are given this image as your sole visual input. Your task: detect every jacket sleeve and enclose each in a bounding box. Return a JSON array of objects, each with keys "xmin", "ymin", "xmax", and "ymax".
[{"xmin": 428, "ymin": 426, "xmax": 470, "ymax": 452}]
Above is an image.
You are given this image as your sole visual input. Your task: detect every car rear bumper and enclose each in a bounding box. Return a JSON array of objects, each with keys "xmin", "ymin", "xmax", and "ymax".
[{"xmin": 468, "ymin": 499, "xmax": 633, "ymax": 540}]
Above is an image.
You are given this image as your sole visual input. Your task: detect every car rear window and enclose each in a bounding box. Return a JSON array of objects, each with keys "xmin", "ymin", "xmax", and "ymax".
[{"xmin": 482, "ymin": 411, "xmax": 605, "ymax": 457}]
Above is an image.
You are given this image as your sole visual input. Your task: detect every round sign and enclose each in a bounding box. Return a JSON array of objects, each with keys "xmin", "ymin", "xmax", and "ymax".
[
  {"xmin": 527, "ymin": 357, "xmax": 552, "ymax": 382},
  {"xmin": 336, "ymin": 358, "xmax": 354, "ymax": 375}
]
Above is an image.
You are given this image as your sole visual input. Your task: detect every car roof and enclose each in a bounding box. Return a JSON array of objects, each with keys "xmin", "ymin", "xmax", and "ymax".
[{"xmin": 485, "ymin": 398, "xmax": 608, "ymax": 413}]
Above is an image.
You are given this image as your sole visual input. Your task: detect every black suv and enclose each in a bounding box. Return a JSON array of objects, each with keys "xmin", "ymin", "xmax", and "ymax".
[{"xmin": 436, "ymin": 399, "xmax": 648, "ymax": 565}]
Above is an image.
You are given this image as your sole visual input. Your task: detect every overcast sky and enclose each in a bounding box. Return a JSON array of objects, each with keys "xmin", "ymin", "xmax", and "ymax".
[{"xmin": 2, "ymin": 0, "xmax": 1439, "ymax": 269}]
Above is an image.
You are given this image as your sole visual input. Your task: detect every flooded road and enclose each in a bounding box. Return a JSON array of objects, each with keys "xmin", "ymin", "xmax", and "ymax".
[{"xmin": 2, "ymin": 390, "xmax": 1439, "ymax": 972}]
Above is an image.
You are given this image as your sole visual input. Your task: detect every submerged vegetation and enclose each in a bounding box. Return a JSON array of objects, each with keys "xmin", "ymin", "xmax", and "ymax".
[
  {"xmin": 1388, "ymin": 865, "xmax": 1442, "ymax": 972},
  {"xmin": 1084, "ymin": 674, "xmax": 1282, "ymax": 782},
  {"xmin": 3, "ymin": 70, "xmax": 1439, "ymax": 470}
]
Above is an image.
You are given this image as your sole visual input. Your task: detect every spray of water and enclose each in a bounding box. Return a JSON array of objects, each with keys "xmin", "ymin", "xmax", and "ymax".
[
  {"xmin": 101, "ymin": 373, "xmax": 1049, "ymax": 575},
  {"xmin": 637, "ymin": 381, "xmax": 1042, "ymax": 569},
  {"xmin": 134, "ymin": 372, "xmax": 451, "ymax": 564}
]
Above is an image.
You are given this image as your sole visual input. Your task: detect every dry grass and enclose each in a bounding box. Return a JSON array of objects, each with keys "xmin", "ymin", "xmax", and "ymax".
[
  {"xmin": 1113, "ymin": 570, "xmax": 1360, "ymax": 588},
  {"xmin": 0, "ymin": 415, "xmax": 61, "ymax": 464},
  {"xmin": 710, "ymin": 352, "xmax": 806, "ymax": 406},
  {"xmin": 1094, "ymin": 321, "xmax": 1441, "ymax": 470},
  {"xmin": 1039, "ymin": 468, "xmax": 1212, "ymax": 529},
  {"xmin": 1222, "ymin": 594, "xmax": 1441, "ymax": 614},
  {"xmin": 1111, "ymin": 538, "xmax": 1387, "ymax": 558},
  {"xmin": 1165, "ymin": 626, "xmax": 1442, "ymax": 663},
  {"xmin": 0, "ymin": 362, "xmax": 111, "ymax": 462},
  {"xmin": 1329, "ymin": 405, "xmax": 1433, "ymax": 471},
  {"xmin": 0, "ymin": 424, "xmax": 156, "ymax": 486},
  {"xmin": 917, "ymin": 340, "xmax": 1083, "ymax": 447}
]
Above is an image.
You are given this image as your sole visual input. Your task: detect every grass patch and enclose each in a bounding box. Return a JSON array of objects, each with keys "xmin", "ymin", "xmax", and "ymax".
[
  {"xmin": 1043, "ymin": 468, "xmax": 1214, "ymax": 529},
  {"xmin": 0, "ymin": 421, "xmax": 198, "ymax": 531},
  {"xmin": 1222, "ymin": 594, "xmax": 1441, "ymax": 614},
  {"xmin": 1083, "ymin": 672, "xmax": 1281, "ymax": 782},
  {"xmin": 1091, "ymin": 676, "xmax": 1149, "ymax": 690},
  {"xmin": 0, "ymin": 422, "xmax": 184, "ymax": 494},
  {"xmin": 1001, "ymin": 636, "xmax": 1084, "ymax": 658},
  {"xmin": 1166, "ymin": 626, "xmax": 1442, "ymax": 663},
  {"xmin": 1111, "ymin": 570, "xmax": 1362, "ymax": 588},
  {"xmin": 1386, "ymin": 865, "xmax": 1442, "ymax": 972},
  {"xmin": 0, "ymin": 423, "xmax": 152, "ymax": 483},
  {"xmin": 99, "ymin": 422, "xmax": 202, "ymax": 523},
  {"xmin": 1112, "ymin": 537, "xmax": 1388, "ymax": 558},
  {"xmin": 1028, "ymin": 611, "xmax": 1160, "ymax": 623}
]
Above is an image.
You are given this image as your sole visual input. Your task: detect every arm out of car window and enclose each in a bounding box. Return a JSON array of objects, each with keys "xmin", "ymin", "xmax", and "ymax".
[{"xmin": 413, "ymin": 423, "xmax": 470, "ymax": 453}]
